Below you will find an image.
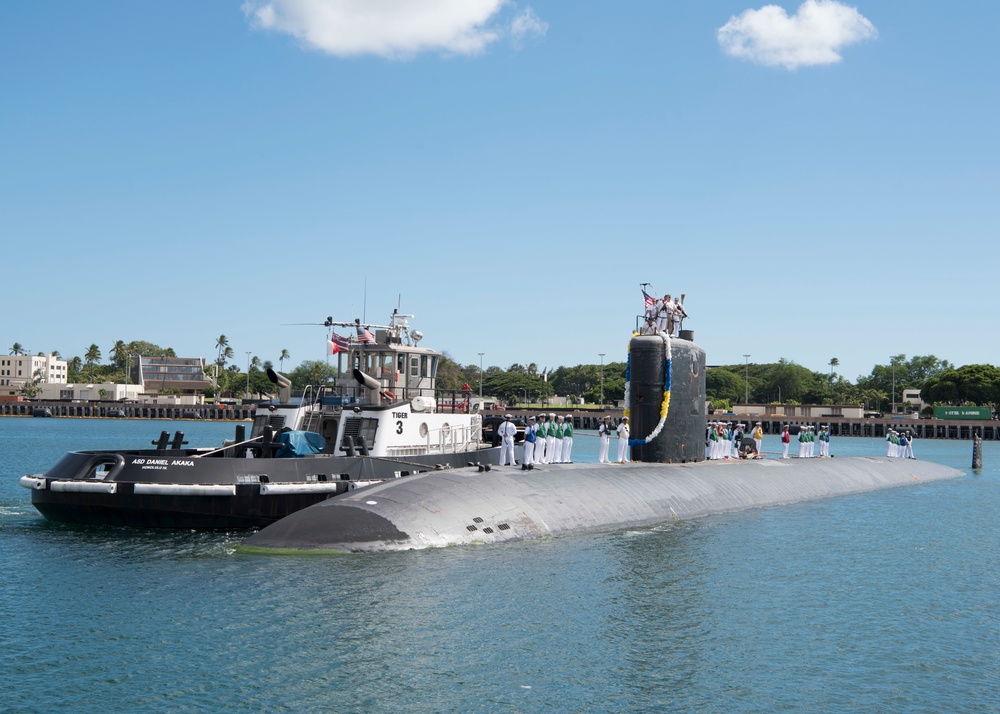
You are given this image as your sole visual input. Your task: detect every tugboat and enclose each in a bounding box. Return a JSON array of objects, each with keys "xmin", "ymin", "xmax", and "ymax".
[{"xmin": 20, "ymin": 310, "xmax": 500, "ymax": 529}]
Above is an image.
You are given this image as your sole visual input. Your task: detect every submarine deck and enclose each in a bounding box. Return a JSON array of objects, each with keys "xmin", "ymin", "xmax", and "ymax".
[{"xmin": 242, "ymin": 456, "xmax": 964, "ymax": 553}]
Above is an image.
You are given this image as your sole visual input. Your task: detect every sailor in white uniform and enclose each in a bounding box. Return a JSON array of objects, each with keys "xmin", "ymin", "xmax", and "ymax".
[
  {"xmin": 560, "ymin": 415, "xmax": 574, "ymax": 463},
  {"xmin": 497, "ymin": 414, "xmax": 517, "ymax": 466},
  {"xmin": 522, "ymin": 415, "xmax": 537, "ymax": 466},
  {"xmin": 616, "ymin": 417, "xmax": 631, "ymax": 463},
  {"xmin": 656, "ymin": 295, "xmax": 674, "ymax": 333},
  {"xmin": 545, "ymin": 413, "xmax": 557, "ymax": 463},
  {"xmin": 535, "ymin": 414, "xmax": 548, "ymax": 463},
  {"xmin": 672, "ymin": 297, "xmax": 688, "ymax": 336},
  {"xmin": 550, "ymin": 413, "xmax": 563, "ymax": 463},
  {"xmin": 598, "ymin": 416, "xmax": 613, "ymax": 463},
  {"xmin": 752, "ymin": 422, "xmax": 763, "ymax": 455}
]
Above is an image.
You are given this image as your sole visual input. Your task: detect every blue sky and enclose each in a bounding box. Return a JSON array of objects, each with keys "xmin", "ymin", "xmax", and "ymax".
[{"xmin": 2, "ymin": 1, "xmax": 997, "ymax": 383}]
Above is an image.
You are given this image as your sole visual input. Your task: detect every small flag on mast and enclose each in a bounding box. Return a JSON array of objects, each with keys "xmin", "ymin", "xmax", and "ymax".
[{"xmin": 356, "ymin": 325, "xmax": 376, "ymax": 344}]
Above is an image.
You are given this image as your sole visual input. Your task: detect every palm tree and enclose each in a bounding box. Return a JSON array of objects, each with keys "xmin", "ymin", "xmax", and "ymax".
[
  {"xmin": 215, "ymin": 335, "xmax": 229, "ymax": 366},
  {"xmin": 9, "ymin": 342, "xmax": 25, "ymax": 356},
  {"xmin": 213, "ymin": 335, "xmax": 230, "ymax": 386},
  {"xmin": 829, "ymin": 357, "xmax": 840, "ymax": 381},
  {"xmin": 84, "ymin": 344, "xmax": 101, "ymax": 382},
  {"xmin": 110, "ymin": 340, "xmax": 128, "ymax": 369},
  {"xmin": 250, "ymin": 356, "xmax": 261, "ymax": 371},
  {"xmin": 279, "ymin": 349, "xmax": 290, "ymax": 372},
  {"xmin": 50, "ymin": 350, "xmax": 61, "ymax": 360}
]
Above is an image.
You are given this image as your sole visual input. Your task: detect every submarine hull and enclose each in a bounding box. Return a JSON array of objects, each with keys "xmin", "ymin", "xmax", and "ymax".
[{"xmin": 242, "ymin": 457, "xmax": 963, "ymax": 552}]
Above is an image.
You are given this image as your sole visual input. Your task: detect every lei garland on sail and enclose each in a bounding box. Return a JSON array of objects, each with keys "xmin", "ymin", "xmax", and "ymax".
[{"xmin": 626, "ymin": 332, "xmax": 672, "ymax": 447}]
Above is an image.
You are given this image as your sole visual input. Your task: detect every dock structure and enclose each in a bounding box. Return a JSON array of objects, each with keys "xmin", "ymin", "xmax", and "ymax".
[
  {"xmin": 4, "ymin": 401, "xmax": 997, "ymax": 440},
  {"xmin": 0, "ymin": 401, "xmax": 255, "ymax": 421},
  {"xmin": 738, "ymin": 416, "xmax": 1000, "ymax": 441}
]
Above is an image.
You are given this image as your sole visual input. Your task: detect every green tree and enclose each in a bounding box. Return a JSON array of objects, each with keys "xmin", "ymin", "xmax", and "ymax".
[
  {"xmin": 279, "ymin": 349, "xmax": 290, "ymax": 371},
  {"xmin": 288, "ymin": 360, "xmax": 338, "ymax": 390},
  {"xmin": 706, "ymin": 368, "xmax": 745, "ymax": 403},
  {"xmin": 857, "ymin": 355, "xmax": 952, "ymax": 403},
  {"xmin": 923, "ymin": 364, "xmax": 1000, "ymax": 407},
  {"xmin": 483, "ymin": 372, "xmax": 552, "ymax": 404},
  {"xmin": 764, "ymin": 358, "xmax": 814, "ymax": 403},
  {"xmin": 435, "ymin": 353, "xmax": 466, "ymax": 390},
  {"xmin": 9, "ymin": 342, "xmax": 25, "ymax": 355},
  {"xmin": 84, "ymin": 344, "xmax": 101, "ymax": 381},
  {"xmin": 109, "ymin": 340, "xmax": 128, "ymax": 369}
]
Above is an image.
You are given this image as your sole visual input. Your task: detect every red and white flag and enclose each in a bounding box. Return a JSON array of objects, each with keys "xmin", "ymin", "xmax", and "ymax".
[{"xmin": 328, "ymin": 332, "xmax": 350, "ymax": 354}]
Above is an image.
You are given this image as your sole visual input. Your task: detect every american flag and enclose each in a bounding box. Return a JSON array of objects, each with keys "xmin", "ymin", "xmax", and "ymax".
[
  {"xmin": 356, "ymin": 325, "xmax": 376, "ymax": 344},
  {"xmin": 642, "ymin": 289, "xmax": 656, "ymax": 309}
]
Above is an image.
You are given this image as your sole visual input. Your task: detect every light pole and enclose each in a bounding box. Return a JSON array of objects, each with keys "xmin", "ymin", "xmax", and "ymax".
[
  {"xmin": 520, "ymin": 387, "xmax": 527, "ymax": 405},
  {"xmin": 891, "ymin": 356, "xmax": 897, "ymax": 414},
  {"xmin": 598, "ymin": 353, "xmax": 605, "ymax": 409},
  {"xmin": 743, "ymin": 354, "xmax": 750, "ymax": 411},
  {"xmin": 478, "ymin": 352, "xmax": 484, "ymax": 397},
  {"xmin": 246, "ymin": 351, "xmax": 251, "ymax": 399}
]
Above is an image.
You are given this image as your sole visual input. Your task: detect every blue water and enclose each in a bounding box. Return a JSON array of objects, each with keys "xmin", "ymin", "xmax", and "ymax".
[{"xmin": 2, "ymin": 418, "xmax": 999, "ymax": 712}]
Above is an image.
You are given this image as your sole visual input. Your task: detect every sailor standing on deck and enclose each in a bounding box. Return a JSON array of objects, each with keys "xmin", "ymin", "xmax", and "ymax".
[
  {"xmin": 798, "ymin": 427, "xmax": 808, "ymax": 458},
  {"xmin": 550, "ymin": 414, "xmax": 564, "ymax": 463},
  {"xmin": 781, "ymin": 425, "xmax": 791, "ymax": 459},
  {"xmin": 560, "ymin": 415, "xmax": 574, "ymax": 463},
  {"xmin": 656, "ymin": 295, "xmax": 673, "ymax": 333},
  {"xmin": 616, "ymin": 417, "xmax": 631, "ymax": 463},
  {"xmin": 818, "ymin": 426, "xmax": 830, "ymax": 457},
  {"xmin": 522, "ymin": 415, "xmax": 537, "ymax": 467},
  {"xmin": 545, "ymin": 413, "xmax": 558, "ymax": 463},
  {"xmin": 535, "ymin": 414, "xmax": 548, "ymax": 463},
  {"xmin": 672, "ymin": 297, "xmax": 688, "ymax": 337},
  {"xmin": 598, "ymin": 416, "xmax": 613, "ymax": 463},
  {"xmin": 752, "ymin": 422, "xmax": 764, "ymax": 455},
  {"xmin": 498, "ymin": 415, "xmax": 517, "ymax": 466}
]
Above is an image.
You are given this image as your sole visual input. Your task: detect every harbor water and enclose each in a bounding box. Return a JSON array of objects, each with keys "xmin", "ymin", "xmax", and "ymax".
[{"xmin": 2, "ymin": 418, "xmax": 998, "ymax": 712}]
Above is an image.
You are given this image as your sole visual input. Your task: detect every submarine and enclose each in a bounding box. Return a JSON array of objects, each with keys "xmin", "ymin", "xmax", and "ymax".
[{"xmin": 242, "ymin": 333, "xmax": 964, "ymax": 553}]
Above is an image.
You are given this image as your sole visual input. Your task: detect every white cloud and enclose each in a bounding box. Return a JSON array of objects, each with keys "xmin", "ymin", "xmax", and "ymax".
[
  {"xmin": 242, "ymin": 0, "xmax": 546, "ymax": 59},
  {"xmin": 718, "ymin": 0, "xmax": 878, "ymax": 70},
  {"xmin": 511, "ymin": 7, "xmax": 548, "ymax": 47}
]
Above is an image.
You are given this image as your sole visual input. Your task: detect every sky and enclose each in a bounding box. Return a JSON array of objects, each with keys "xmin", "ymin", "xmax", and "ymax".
[{"xmin": 2, "ymin": 0, "xmax": 998, "ymax": 383}]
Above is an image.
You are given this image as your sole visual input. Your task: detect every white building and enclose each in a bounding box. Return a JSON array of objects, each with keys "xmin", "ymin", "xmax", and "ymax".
[
  {"xmin": 901, "ymin": 388, "xmax": 924, "ymax": 410},
  {"xmin": 0, "ymin": 353, "xmax": 68, "ymax": 394},
  {"xmin": 35, "ymin": 382, "xmax": 143, "ymax": 402}
]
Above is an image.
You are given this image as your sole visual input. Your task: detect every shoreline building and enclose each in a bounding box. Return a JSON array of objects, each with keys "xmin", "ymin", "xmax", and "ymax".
[
  {"xmin": 1, "ymin": 353, "xmax": 68, "ymax": 396},
  {"xmin": 20, "ymin": 354, "xmax": 211, "ymax": 406}
]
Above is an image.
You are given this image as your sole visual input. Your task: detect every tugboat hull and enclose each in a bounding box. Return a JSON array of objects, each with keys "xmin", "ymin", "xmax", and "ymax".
[{"xmin": 22, "ymin": 446, "xmax": 500, "ymax": 529}]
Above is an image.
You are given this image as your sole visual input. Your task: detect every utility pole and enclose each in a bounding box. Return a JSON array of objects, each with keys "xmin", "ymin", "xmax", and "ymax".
[
  {"xmin": 478, "ymin": 352, "xmax": 484, "ymax": 397},
  {"xmin": 743, "ymin": 354, "xmax": 751, "ymax": 411},
  {"xmin": 598, "ymin": 353, "xmax": 605, "ymax": 409}
]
